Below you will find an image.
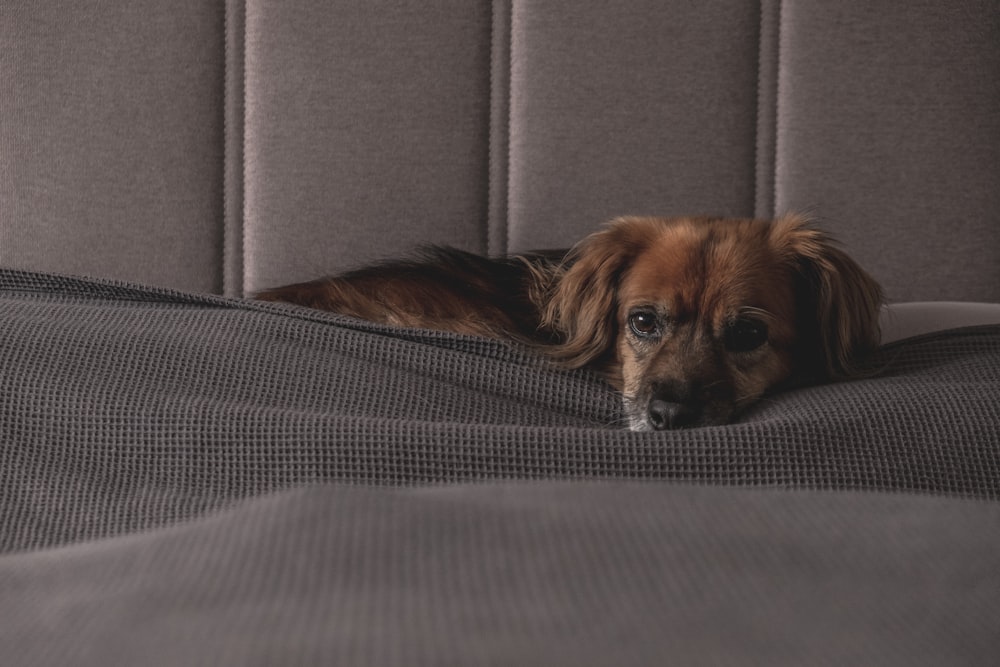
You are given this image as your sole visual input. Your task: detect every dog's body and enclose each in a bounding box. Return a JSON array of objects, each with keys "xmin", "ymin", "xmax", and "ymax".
[
  {"xmin": 258, "ymin": 246, "xmax": 565, "ymax": 342},
  {"xmin": 257, "ymin": 215, "xmax": 883, "ymax": 430}
]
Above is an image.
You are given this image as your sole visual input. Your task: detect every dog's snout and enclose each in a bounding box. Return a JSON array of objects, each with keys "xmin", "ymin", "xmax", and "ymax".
[
  {"xmin": 643, "ymin": 378, "xmax": 725, "ymax": 430},
  {"xmin": 647, "ymin": 399, "xmax": 699, "ymax": 430}
]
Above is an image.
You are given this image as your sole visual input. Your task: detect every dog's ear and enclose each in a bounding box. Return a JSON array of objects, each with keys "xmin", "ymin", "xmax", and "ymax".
[
  {"xmin": 771, "ymin": 214, "xmax": 884, "ymax": 379},
  {"xmin": 541, "ymin": 217, "xmax": 655, "ymax": 370}
]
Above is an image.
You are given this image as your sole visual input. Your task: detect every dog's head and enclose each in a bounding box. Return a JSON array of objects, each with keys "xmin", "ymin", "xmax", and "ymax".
[{"xmin": 542, "ymin": 215, "xmax": 883, "ymax": 431}]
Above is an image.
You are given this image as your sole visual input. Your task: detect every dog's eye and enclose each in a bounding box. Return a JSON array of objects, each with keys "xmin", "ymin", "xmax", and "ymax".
[
  {"xmin": 628, "ymin": 310, "xmax": 660, "ymax": 338},
  {"xmin": 724, "ymin": 317, "xmax": 768, "ymax": 352}
]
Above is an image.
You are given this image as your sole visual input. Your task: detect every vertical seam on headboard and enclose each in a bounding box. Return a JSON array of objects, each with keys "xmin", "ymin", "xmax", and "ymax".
[
  {"xmin": 772, "ymin": 0, "xmax": 782, "ymax": 217},
  {"xmin": 222, "ymin": 0, "xmax": 247, "ymax": 297},
  {"xmin": 487, "ymin": 0, "xmax": 512, "ymax": 257},
  {"xmin": 754, "ymin": 0, "xmax": 780, "ymax": 220},
  {"xmin": 221, "ymin": 0, "xmax": 230, "ymax": 295},
  {"xmin": 503, "ymin": 0, "xmax": 513, "ymax": 257},
  {"xmin": 239, "ymin": 0, "xmax": 248, "ymax": 297},
  {"xmin": 752, "ymin": 0, "xmax": 760, "ymax": 218},
  {"xmin": 486, "ymin": 0, "xmax": 496, "ymax": 256}
]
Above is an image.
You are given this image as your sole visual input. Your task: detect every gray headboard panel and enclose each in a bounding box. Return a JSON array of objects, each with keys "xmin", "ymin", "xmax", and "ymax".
[
  {"xmin": 775, "ymin": 2, "xmax": 1000, "ymax": 302},
  {"xmin": 1, "ymin": 1, "xmax": 226, "ymax": 293}
]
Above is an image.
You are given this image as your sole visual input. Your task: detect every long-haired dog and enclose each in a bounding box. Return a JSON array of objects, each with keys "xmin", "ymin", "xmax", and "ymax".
[{"xmin": 257, "ymin": 215, "xmax": 883, "ymax": 430}]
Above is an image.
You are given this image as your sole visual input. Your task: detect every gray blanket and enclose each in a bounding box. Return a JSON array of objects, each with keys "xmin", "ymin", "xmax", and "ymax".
[{"xmin": 2, "ymin": 268, "xmax": 998, "ymax": 665}]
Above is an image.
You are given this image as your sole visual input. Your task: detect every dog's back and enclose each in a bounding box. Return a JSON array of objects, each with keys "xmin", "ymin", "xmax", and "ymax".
[{"xmin": 256, "ymin": 247, "xmax": 565, "ymax": 341}]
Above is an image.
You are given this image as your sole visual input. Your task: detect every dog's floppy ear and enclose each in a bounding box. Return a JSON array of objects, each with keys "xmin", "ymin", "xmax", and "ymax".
[
  {"xmin": 771, "ymin": 214, "xmax": 884, "ymax": 379},
  {"xmin": 541, "ymin": 217, "xmax": 655, "ymax": 370}
]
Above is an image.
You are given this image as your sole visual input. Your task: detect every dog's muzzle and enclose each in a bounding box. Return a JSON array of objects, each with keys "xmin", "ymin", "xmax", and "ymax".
[{"xmin": 646, "ymin": 398, "xmax": 701, "ymax": 430}]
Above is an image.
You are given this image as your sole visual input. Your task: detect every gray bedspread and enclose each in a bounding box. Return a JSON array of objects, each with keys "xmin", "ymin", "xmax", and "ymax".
[{"xmin": 2, "ymin": 268, "xmax": 998, "ymax": 665}]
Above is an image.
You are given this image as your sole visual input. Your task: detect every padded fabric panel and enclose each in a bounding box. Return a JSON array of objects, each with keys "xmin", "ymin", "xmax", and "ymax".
[
  {"xmin": 881, "ymin": 302, "xmax": 1000, "ymax": 344},
  {"xmin": 507, "ymin": 0, "xmax": 761, "ymax": 252},
  {"xmin": 776, "ymin": 0, "xmax": 1000, "ymax": 302},
  {"xmin": 242, "ymin": 1, "xmax": 493, "ymax": 294},
  {"xmin": 0, "ymin": 2, "xmax": 225, "ymax": 293}
]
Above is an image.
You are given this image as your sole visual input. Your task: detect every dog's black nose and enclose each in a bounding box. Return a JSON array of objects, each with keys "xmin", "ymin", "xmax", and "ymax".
[{"xmin": 647, "ymin": 399, "xmax": 699, "ymax": 430}]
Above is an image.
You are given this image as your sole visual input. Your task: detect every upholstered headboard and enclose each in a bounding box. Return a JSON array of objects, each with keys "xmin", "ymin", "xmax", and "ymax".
[{"xmin": 3, "ymin": 1, "xmax": 998, "ymax": 301}]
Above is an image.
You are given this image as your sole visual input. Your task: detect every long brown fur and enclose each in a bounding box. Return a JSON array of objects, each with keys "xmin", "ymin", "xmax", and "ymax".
[{"xmin": 256, "ymin": 215, "xmax": 883, "ymax": 430}]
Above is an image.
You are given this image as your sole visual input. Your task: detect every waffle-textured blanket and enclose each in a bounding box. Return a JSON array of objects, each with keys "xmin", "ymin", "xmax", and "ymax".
[{"xmin": 2, "ymin": 269, "xmax": 998, "ymax": 665}]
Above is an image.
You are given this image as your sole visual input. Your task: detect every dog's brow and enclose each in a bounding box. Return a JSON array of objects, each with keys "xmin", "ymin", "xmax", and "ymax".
[{"xmin": 736, "ymin": 306, "xmax": 776, "ymax": 322}]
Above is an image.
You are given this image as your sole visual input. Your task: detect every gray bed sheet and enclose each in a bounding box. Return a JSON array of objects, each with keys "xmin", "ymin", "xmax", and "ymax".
[{"xmin": 2, "ymin": 268, "xmax": 998, "ymax": 665}]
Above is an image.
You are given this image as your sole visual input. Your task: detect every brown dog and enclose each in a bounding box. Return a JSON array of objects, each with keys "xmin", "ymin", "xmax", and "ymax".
[{"xmin": 257, "ymin": 215, "xmax": 883, "ymax": 430}]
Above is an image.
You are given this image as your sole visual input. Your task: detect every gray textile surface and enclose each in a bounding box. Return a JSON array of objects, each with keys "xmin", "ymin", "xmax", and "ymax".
[
  {"xmin": 5, "ymin": 2, "xmax": 1000, "ymax": 302},
  {"xmin": 242, "ymin": 1, "xmax": 494, "ymax": 292},
  {"xmin": 507, "ymin": 0, "xmax": 761, "ymax": 250},
  {"xmin": 0, "ymin": 1, "xmax": 226, "ymax": 292},
  {"xmin": 2, "ymin": 268, "xmax": 999, "ymax": 665},
  {"xmin": 776, "ymin": 1, "xmax": 1000, "ymax": 302}
]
